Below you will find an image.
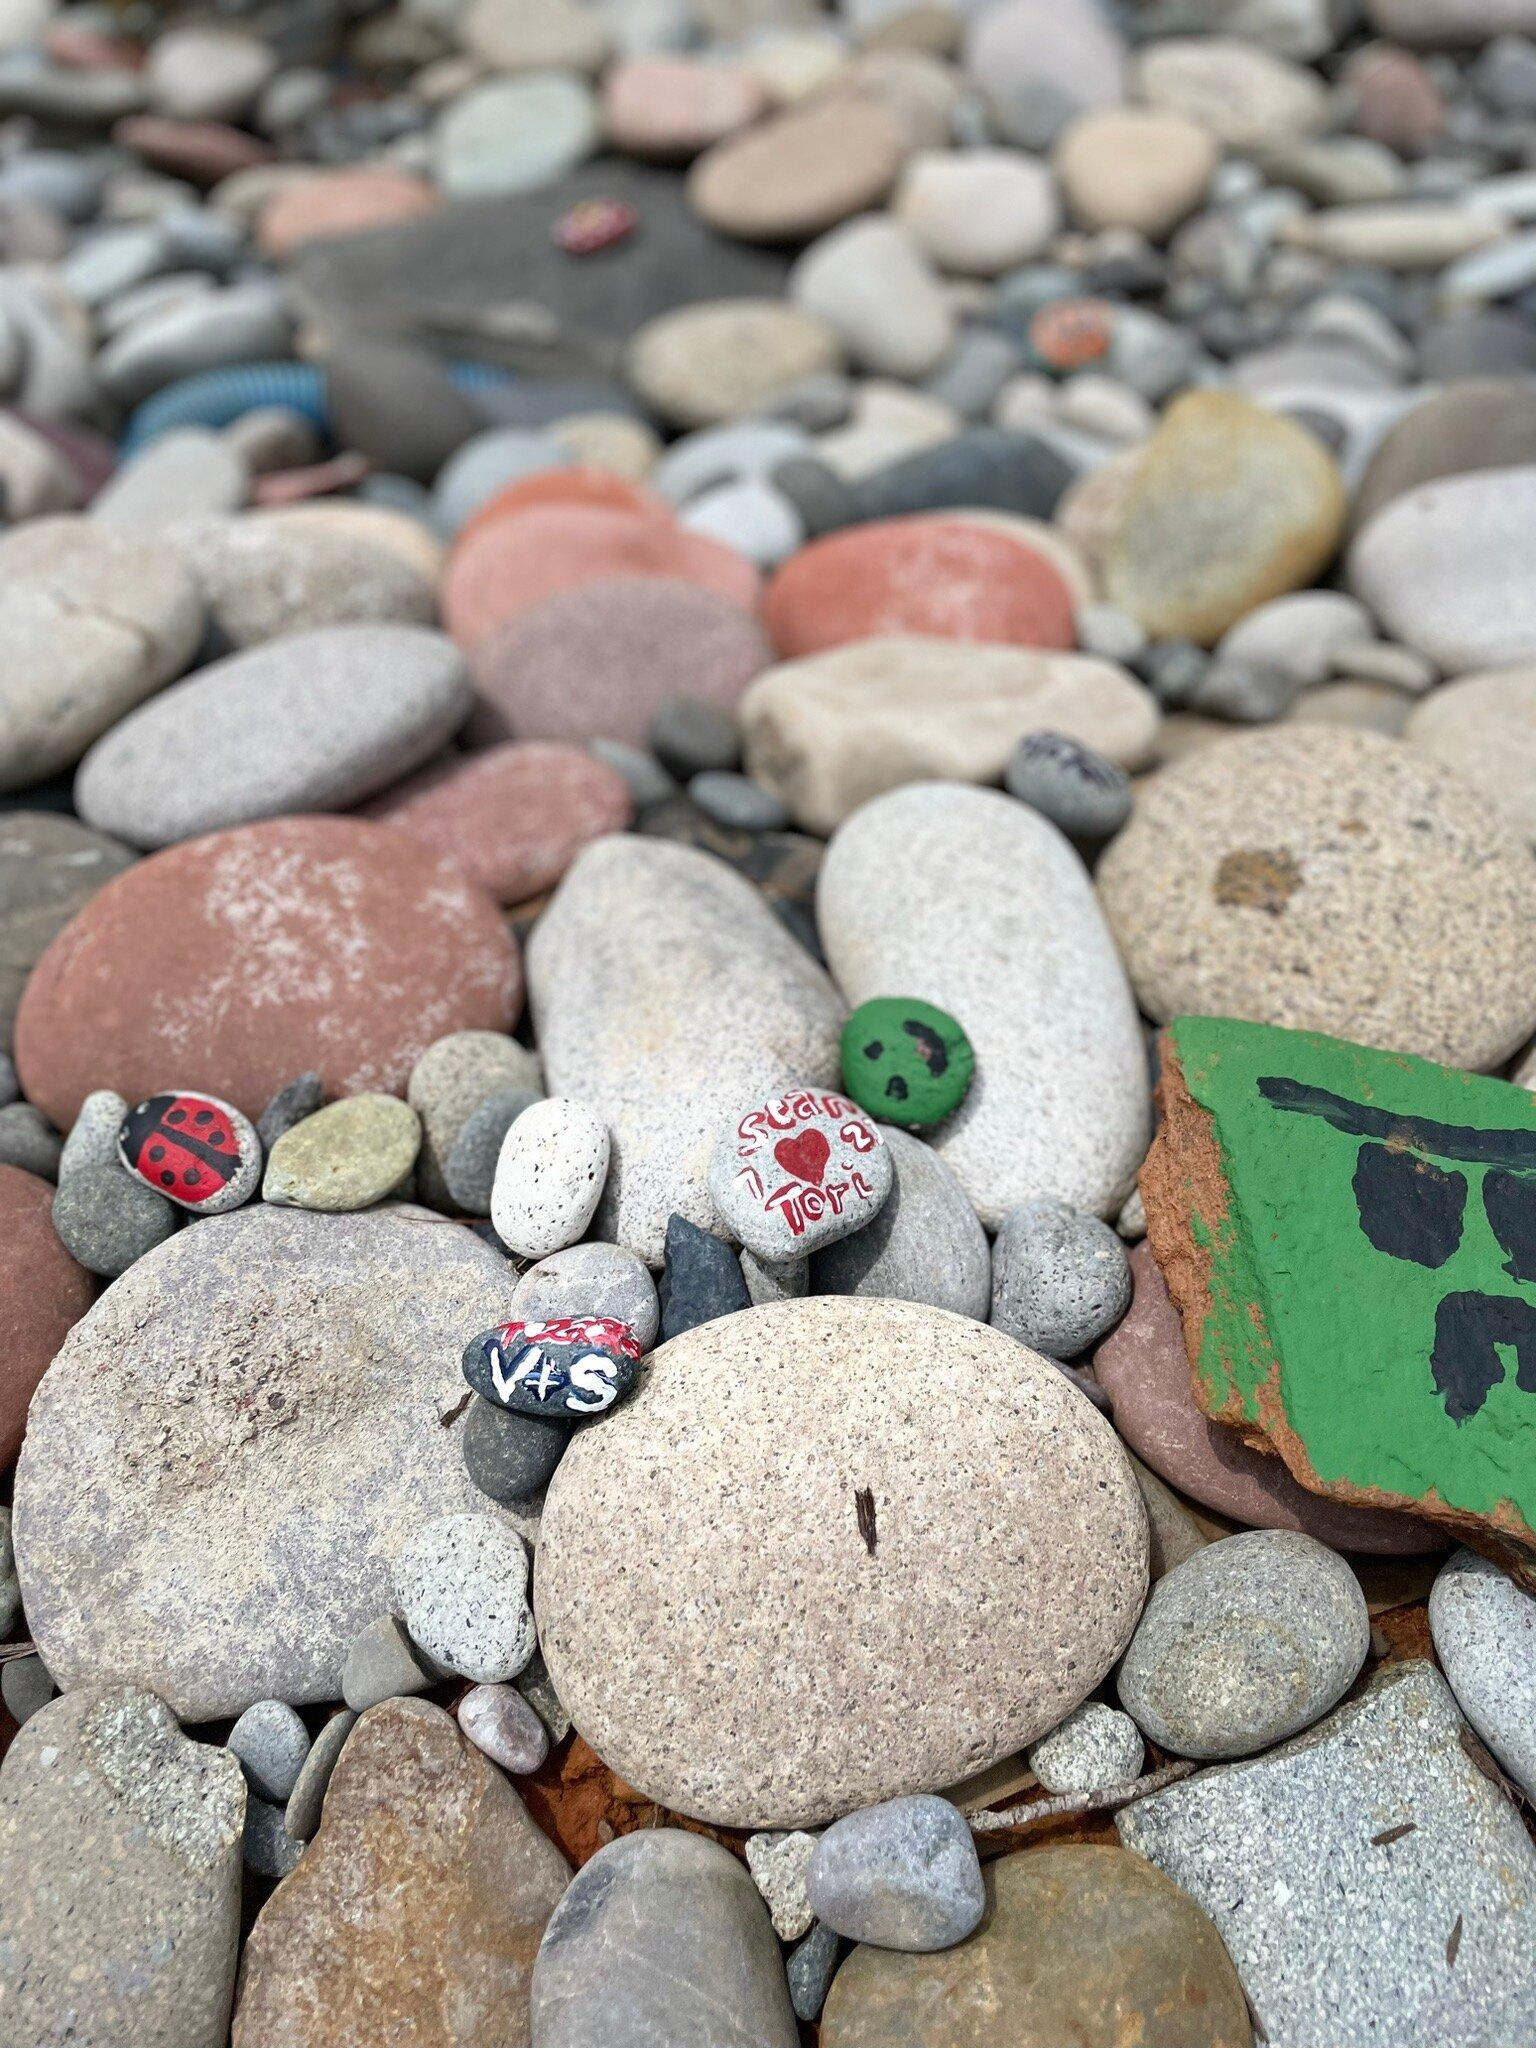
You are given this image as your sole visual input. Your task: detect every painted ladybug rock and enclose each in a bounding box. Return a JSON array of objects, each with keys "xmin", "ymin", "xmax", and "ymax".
[
  {"xmin": 708, "ymin": 1087, "xmax": 893, "ymax": 1260},
  {"xmin": 117, "ymin": 1090, "xmax": 262, "ymax": 1213},
  {"xmin": 462, "ymin": 1315, "xmax": 643, "ymax": 1424}
]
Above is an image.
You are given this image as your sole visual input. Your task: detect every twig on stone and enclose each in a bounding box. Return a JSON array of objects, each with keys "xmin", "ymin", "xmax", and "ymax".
[
  {"xmin": 0, "ymin": 1641, "xmax": 36, "ymax": 1663},
  {"xmin": 971, "ymin": 1757, "xmax": 1199, "ymax": 1834}
]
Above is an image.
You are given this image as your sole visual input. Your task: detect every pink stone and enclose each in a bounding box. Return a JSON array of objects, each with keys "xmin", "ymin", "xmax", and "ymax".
[
  {"xmin": 0, "ymin": 1165, "xmax": 93, "ymax": 1469},
  {"xmin": 763, "ymin": 515, "xmax": 1077, "ymax": 659},
  {"xmin": 113, "ymin": 115, "xmax": 272, "ymax": 184},
  {"xmin": 256, "ymin": 168, "xmax": 441, "ymax": 260},
  {"xmin": 368, "ymin": 741, "xmax": 634, "ymax": 905},
  {"xmin": 443, "ymin": 504, "xmax": 761, "ymax": 653},
  {"xmin": 469, "ymin": 575, "xmax": 773, "ymax": 747},
  {"xmin": 458, "ymin": 1683, "xmax": 550, "ymax": 1774},
  {"xmin": 602, "ymin": 57, "xmax": 767, "ymax": 160},
  {"xmin": 1094, "ymin": 1244, "xmax": 1445, "ymax": 1555}
]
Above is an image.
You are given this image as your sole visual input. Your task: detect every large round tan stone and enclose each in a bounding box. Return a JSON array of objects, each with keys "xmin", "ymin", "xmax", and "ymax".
[
  {"xmin": 821, "ymin": 1844, "xmax": 1252, "ymax": 2048},
  {"xmin": 1104, "ymin": 391, "xmax": 1346, "ymax": 645},
  {"xmin": 1098, "ymin": 726, "xmax": 1536, "ymax": 1070},
  {"xmin": 536, "ymin": 1296, "xmax": 1148, "ymax": 1829},
  {"xmin": 687, "ymin": 96, "xmax": 904, "ymax": 242}
]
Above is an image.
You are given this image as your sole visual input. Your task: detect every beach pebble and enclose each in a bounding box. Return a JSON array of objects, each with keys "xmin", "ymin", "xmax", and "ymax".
[
  {"xmin": 511, "ymin": 1240, "xmax": 660, "ymax": 1350},
  {"xmin": 1428, "ymin": 1547, "xmax": 1536, "ymax": 1801},
  {"xmin": 434, "ymin": 73, "xmax": 598, "ymax": 198},
  {"xmin": 0, "ymin": 1506, "xmax": 17, "ymax": 1637},
  {"xmin": 649, "ymin": 693, "xmax": 740, "ymax": 778},
  {"xmin": 789, "ymin": 1922, "xmax": 841, "ymax": 2023},
  {"xmin": 58, "ymin": 1086, "xmax": 127, "ymax": 1181},
  {"xmin": 746, "ymin": 1829, "xmax": 818, "ymax": 1942},
  {"xmin": 1350, "ymin": 466, "xmax": 1536, "ymax": 670},
  {"xmin": 51, "ymin": 1158, "xmax": 179, "ymax": 1277},
  {"xmin": 1118, "ymin": 1529, "xmax": 1370, "ymax": 1759},
  {"xmin": 458, "ymin": 1681, "xmax": 551, "ymax": 1773},
  {"xmin": 708, "ymin": 1087, "xmax": 893, "ymax": 1259},
  {"xmin": 170, "ymin": 507, "xmax": 438, "ymax": 649},
  {"xmin": 1027, "ymin": 1701, "xmax": 1145, "ymax": 1794},
  {"xmin": 228, "ymin": 1698, "xmax": 311, "ymax": 1803},
  {"xmin": 76, "ymin": 625, "xmax": 470, "ymax": 849},
  {"xmin": 812, "ymin": 1125, "xmax": 989, "ymax": 1320},
  {"xmin": 15, "ymin": 817, "xmax": 520, "ymax": 1131},
  {"xmin": 0, "ymin": 1101, "xmax": 59, "ymax": 1178},
  {"xmin": 0, "ymin": 1652, "xmax": 54, "ymax": 1725},
  {"xmin": 0, "ymin": 813, "xmax": 135, "ymax": 1048},
  {"xmin": 1054, "ymin": 107, "xmax": 1217, "ymax": 239},
  {"xmin": 530, "ymin": 1830, "xmax": 796, "ymax": 2048},
  {"xmin": 392, "ymin": 1511, "xmax": 535, "ymax": 1685},
  {"xmin": 791, "ymin": 218, "xmax": 955, "ymax": 380},
  {"xmin": 444, "ymin": 1087, "xmax": 539, "ymax": 1213},
  {"xmin": 408, "ymin": 1029, "xmax": 540, "ymax": 1215},
  {"xmin": 242, "ymin": 1797, "xmax": 305, "ymax": 1883},
  {"xmin": 964, "ymin": 0, "xmax": 1127, "ymax": 149},
  {"xmin": 255, "ymin": 1072, "xmax": 325, "ymax": 1151},
  {"xmin": 659, "ymin": 1212, "xmax": 755, "ymax": 1339},
  {"xmin": 689, "ymin": 97, "xmax": 903, "ymax": 242},
  {"xmin": 990, "ymin": 1197, "xmax": 1132, "ymax": 1359},
  {"xmin": 461, "ymin": 1395, "xmax": 569, "ymax": 1504},
  {"xmin": 340, "ymin": 1615, "xmax": 432, "ymax": 1712},
  {"xmin": 818, "ymin": 784, "xmax": 1149, "ymax": 1226},
  {"xmin": 627, "ymin": 299, "xmax": 843, "ymax": 431},
  {"xmin": 1005, "ymin": 730, "xmax": 1133, "ymax": 840},
  {"xmin": 603, "ymin": 57, "xmax": 766, "ymax": 159},
  {"xmin": 0, "ymin": 1689, "xmax": 244, "ymax": 2048},
  {"xmin": 490, "ymin": 1095, "xmax": 610, "ymax": 1259},
  {"xmin": 261, "ymin": 1094, "xmax": 420, "ymax": 1211},
  {"xmin": 536, "ymin": 1295, "xmax": 1147, "ymax": 1826},
  {"xmin": 284, "ymin": 1709, "xmax": 356, "ymax": 1844},
  {"xmin": 1098, "ymin": 726, "xmax": 1536, "ymax": 1071},
  {"xmin": 894, "ymin": 149, "xmax": 1060, "ymax": 276},
  {"xmin": 1135, "ymin": 35, "xmax": 1329, "ymax": 149},
  {"xmin": 806, "ymin": 1796, "xmax": 985, "ymax": 1953}
]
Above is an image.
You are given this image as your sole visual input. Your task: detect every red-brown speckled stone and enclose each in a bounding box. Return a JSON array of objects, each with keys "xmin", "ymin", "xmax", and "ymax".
[
  {"xmin": 367, "ymin": 741, "xmax": 634, "ymax": 904},
  {"xmin": 0, "ymin": 1164, "xmax": 94, "ymax": 1468},
  {"xmin": 762, "ymin": 515, "xmax": 1077, "ymax": 658},
  {"xmin": 15, "ymin": 816, "xmax": 520, "ymax": 1129}
]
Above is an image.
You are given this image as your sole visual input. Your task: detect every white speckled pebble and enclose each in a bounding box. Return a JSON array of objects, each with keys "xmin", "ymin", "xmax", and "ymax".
[
  {"xmin": 391, "ymin": 1511, "xmax": 536, "ymax": 1684},
  {"xmin": 1429, "ymin": 1547, "xmax": 1536, "ymax": 1803},
  {"xmin": 490, "ymin": 1095, "xmax": 611, "ymax": 1260},
  {"xmin": 1027, "ymin": 1700, "xmax": 1145, "ymax": 1794},
  {"xmin": 745, "ymin": 1829, "xmax": 818, "ymax": 1941}
]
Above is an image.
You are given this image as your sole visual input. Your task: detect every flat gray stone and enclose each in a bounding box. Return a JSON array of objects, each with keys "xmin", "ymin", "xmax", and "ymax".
[
  {"xmin": 530, "ymin": 1827, "xmax": 798, "ymax": 2048},
  {"xmin": 13, "ymin": 1204, "xmax": 530, "ymax": 1720},
  {"xmin": 461, "ymin": 1394, "xmax": 569, "ymax": 1505},
  {"xmin": 0, "ymin": 1687, "xmax": 244, "ymax": 2048},
  {"xmin": 806, "ymin": 1794, "xmax": 985, "ymax": 1953},
  {"xmin": 0, "ymin": 1101, "xmax": 59, "ymax": 1178},
  {"xmin": 1430, "ymin": 1547, "xmax": 1536, "ymax": 1802},
  {"xmin": 1119, "ymin": 1660, "xmax": 1536, "ymax": 2048},
  {"xmin": 284, "ymin": 1708, "xmax": 357, "ymax": 1844},
  {"xmin": 227, "ymin": 1697, "xmax": 310, "ymax": 1803},
  {"xmin": 510, "ymin": 1239, "xmax": 660, "ymax": 1350},
  {"xmin": 1027, "ymin": 1700, "xmax": 1145, "ymax": 1794},
  {"xmin": 51, "ymin": 1159, "xmax": 179, "ymax": 1278},
  {"xmin": 341, "ymin": 1614, "xmax": 432, "ymax": 1712},
  {"xmin": 811, "ymin": 1125, "xmax": 989, "ymax": 1319},
  {"xmin": 75, "ymin": 625, "xmax": 470, "ymax": 849},
  {"xmin": 390, "ymin": 1510, "xmax": 535, "ymax": 1684},
  {"xmin": 1118, "ymin": 1529, "xmax": 1369, "ymax": 1760}
]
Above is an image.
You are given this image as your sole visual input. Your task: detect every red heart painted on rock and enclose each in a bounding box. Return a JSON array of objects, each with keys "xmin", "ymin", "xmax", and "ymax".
[{"xmin": 774, "ymin": 1129, "xmax": 830, "ymax": 1186}]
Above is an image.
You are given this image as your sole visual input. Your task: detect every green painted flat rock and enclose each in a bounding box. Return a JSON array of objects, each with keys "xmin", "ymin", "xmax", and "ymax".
[
  {"xmin": 840, "ymin": 997, "xmax": 974, "ymax": 1130},
  {"xmin": 262, "ymin": 1093, "xmax": 422, "ymax": 1213},
  {"xmin": 1143, "ymin": 1015, "xmax": 1536, "ymax": 1583}
]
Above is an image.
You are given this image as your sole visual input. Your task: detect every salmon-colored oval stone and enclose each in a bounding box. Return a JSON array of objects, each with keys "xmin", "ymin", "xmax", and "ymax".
[
  {"xmin": 763, "ymin": 516, "xmax": 1078, "ymax": 659},
  {"xmin": 443, "ymin": 504, "xmax": 760, "ymax": 652},
  {"xmin": 256, "ymin": 168, "xmax": 441, "ymax": 259},
  {"xmin": 470, "ymin": 576, "xmax": 773, "ymax": 746},
  {"xmin": 368, "ymin": 741, "xmax": 634, "ymax": 904},
  {"xmin": 602, "ymin": 56, "xmax": 766, "ymax": 160},
  {"xmin": 0, "ymin": 1164, "xmax": 94, "ymax": 1468},
  {"xmin": 15, "ymin": 817, "xmax": 521, "ymax": 1130},
  {"xmin": 458, "ymin": 468, "xmax": 666, "ymax": 549}
]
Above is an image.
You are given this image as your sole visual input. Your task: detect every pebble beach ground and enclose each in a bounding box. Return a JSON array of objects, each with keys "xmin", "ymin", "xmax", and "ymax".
[{"xmin": 8, "ymin": 0, "xmax": 1536, "ymax": 2043}]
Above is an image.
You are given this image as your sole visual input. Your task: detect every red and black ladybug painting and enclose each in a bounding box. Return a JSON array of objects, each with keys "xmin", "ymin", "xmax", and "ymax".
[{"xmin": 117, "ymin": 1090, "xmax": 261, "ymax": 1214}]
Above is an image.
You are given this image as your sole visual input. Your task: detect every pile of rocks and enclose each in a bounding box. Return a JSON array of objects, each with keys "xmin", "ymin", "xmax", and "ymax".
[{"xmin": 6, "ymin": 0, "xmax": 1536, "ymax": 2040}]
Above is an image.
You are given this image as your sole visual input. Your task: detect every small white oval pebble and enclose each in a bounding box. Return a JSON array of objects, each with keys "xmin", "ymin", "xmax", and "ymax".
[
  {"xmin": 392, "ymin": 1511, "xmax": 536, "ymax": 1684},
  {"xmin": 490, "ymin": 1095, "xmax": 611, "ymax": 1260}
]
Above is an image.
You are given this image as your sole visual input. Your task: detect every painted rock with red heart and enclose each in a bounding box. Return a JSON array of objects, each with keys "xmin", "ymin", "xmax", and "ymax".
[{"xmin": 707, "ymin": 1086, "xmax": 893, "ymax": 1260}]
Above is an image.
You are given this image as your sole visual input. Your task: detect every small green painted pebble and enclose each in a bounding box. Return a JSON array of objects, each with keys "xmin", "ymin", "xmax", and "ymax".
[
  {"xmin": 262, "ymin": 1093, "xmax": 422, "ymax": 1212},
  {"xmin": 839, "ymin": 997, "xmax": 975, "ymax": 1130}
]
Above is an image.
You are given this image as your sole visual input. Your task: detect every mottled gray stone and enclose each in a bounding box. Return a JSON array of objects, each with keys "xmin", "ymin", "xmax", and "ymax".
[
  {"xmin": 242, "ymin": 1795, "xmax": 305, "ymax": 1881},
  {"xmin": 812, "ymin": 1125, "xmax": 989, "ymax": 1320},
  {"xmin": 1005, "ymin": 730, "xmax": 1132, "ymax": 840},
  {"xmin": 788, "ymin": 1920, "xmax": 841, "ymax": 2022},
  {"xmin": 408, "ymin": 1029, "xmax": 541, "ymax": 1213},
  {"xmin": 746, "ymin": 1828, "xmax": 818, "ymax": 1940},
  {"xmin": 806, "ymin": 1795, "xmax": 985, "ymax": 1953},
  {"xmin": 227, "ymin": 1698, "xmax": 310, "ymax": 1802},
  {"xmin": 0, "ymin": 1504, "xmax": 17, "ymax": 1637},
  {"xmin": 443, "ymin": 1085, "xmax": 539, "ymax": 1214},
  {"xmin": 341, "ymin": 1614, "xmax": 432, "ymax": 1712},
  {"xmin": 13, "ymin": 1205, "xmax": 530, "ymax": 1720},
  {"xmin": 990, "ymin": 1197, "xmax": 1133, "ymax": 1358},
  {"xmin": 391, "ymin": 1511, "xmax": 535, "ymax": 1683},
  {"xmin": 0, "ymin": 1100, "xmax": 59, "ymax": 1177},
  {"xmin": 51, "ymin": 1159, "xmax": 179, "ymax": 1277},
  {"xmin": 1027, "ymin": 1700, "xmax": 1145, "ymax": 1794},
  {"xmin": 0, "ymin": 1687, "xmax": 244, "ymax": 2048},
  {"xmin": 255, "ymin": 1071, "xmax": 324, "ymax": 1151},
  {"xmin": 741, "ymin": 1245, "xmax": 808, "ymax": 1305},
  {"xmin": 510, "ymin": 1239, "xmax": 660, "ymax": 1350},
  {"xmin": 1429, "ymin": 1547, "xmax": 1536, "ymax": 1802},
  {"xmin": 689, "ymin": 769, "xmax": 791, "ymax": 832},
  {"xmin": 284, "ymin": 1709, "xmax": 357, "ymax": 1844},
  {"xmin": 530, "ymin": 1828, "xmax": 798, "ymax": 2048},
  {"xmin": 57, "ymin": 1086, "xmax": 127, "ymax": 1180},
  {"xmin": 587, "ymin": 737, "xmax": 678, "ymax": 810},
  {"xmin": 1119, "ymin": 1661, "xmax": 1536, "ymax": 2048},
  {"xmin": 461, "ymin": 1394, "xmax": 569, "ymax": 1505},
  {"xmin": 1118, "ymin": 1529, "xmax": 1370, "ymax": 1760},
  {"xmin": 0, "ymin": 1650, "xmax": 52, "ymax": 1723},
  {"xmin": 649, "ymin": 694, "xmax": 740, "ymax": 778}
]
